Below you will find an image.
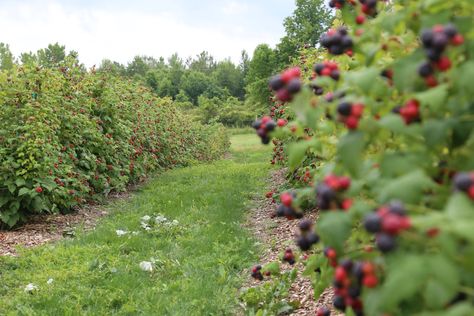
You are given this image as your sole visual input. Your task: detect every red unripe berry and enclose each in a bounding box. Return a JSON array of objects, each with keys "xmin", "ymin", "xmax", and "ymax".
[
  {"xmin": 326, "ymin": 61, "xmax": 338, "ymax": 70},
  {"xmin": 356, "ymin": 15, "xmax": 365, "ymax": 25},
  {"xmin": 345, "ymin": 116, "xmax": 359, "ymax": 130},
  {"xmin": 277, "ymin": 89, "xmax": 292, "ymax": 102},
  {"xmin": 342, "ymin": 199, "xmax": 353, "ymax": 210},
  {"xmin": 363, "ymin": 274, "xmax": 378, "ymax": 288},
  {"xmin": 351, "ymin": 103, "xmax": 364, "ymax": 118},
  {"xmin": 325, "ymin": 174, "xmax": 340, "ymax": 190},
  {"xmin": 326, "ymin": 248, "xmax": 337, "ymax": 259},
  {"xmin": 339, "ymin": 176, "xmax": 351, "ymax": 190},
  {"xmin": 469, "ymin": 186, "xmax": 474, "ymax": 200},
  {"xmin": 265, "ymin": 191, "xmax": 273, "ymax": 199},
  {"xmin": 346, "ymin": 49, "xmax": 353, "ymax": 57},
  {"xmin": 426, "ymin": 227, "xmax": 440, "ymax": 238},
  {"xmin": 35, "ymin": 186, "xmax": 43, "ymax": 193},
  {"xmin": 280, "ymin": 192, "xmax": 293, "ymax": 207},
  {"xmin": 436, "ymin": 56, "xmax": 452, "ymax": 71},
  {"xmin": 433, "ymin": 25, "xmax": 444, "ymax": 33},
  {"xmin": 451, "ymin": 34, "xmax": 464, "ymax": 46},
  {"xmin": 362, "ymin": 262, "xmax": 375, "ymax": 275},
  {"xmin": 425, "ymin": 75, "xmax": 438, "ymax": 87},
  {"xmin": 335, "ymin": 266, "xmax": 347, "ymax": 282},
  {"xmin": 281, "ymin": 67, "xmax": 301, "ymax": 83},
  {"xmin": 277, "ymin": 119, "xmax": 287, "ymax": 127},
  {"xmin": 261, "ymin": 116, "xmax": 272, "ymax": 124},
  {"xmin": 382, "ymin": 214, "xmax": 403, "ymax": 235},
  {"xmin": 321, "ymin": 67, "xmax": 332, "ymax": 76}
]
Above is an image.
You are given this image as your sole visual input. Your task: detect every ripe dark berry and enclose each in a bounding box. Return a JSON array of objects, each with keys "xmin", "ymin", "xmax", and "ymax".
[
  {"xmin": 298, "ymin": 219, "xmax": 313, "ymax": 232},
  {"xmin": 333, "ymin": 295, "xmax": 346, "ymax": 311},
  {"xmin": 269, "ymin": 75, "xmax": 284, "ymax": 91},
  {"xmin": 444, "ymin": 24, "xmax": 458, "ymax": 38},
  {"xmin": 376, "ymin": 233, "xmax": 397, "ymax": 253},
  {"xmin": 363, "ymin": 213, "xmax": 382, "ymax": 233},
  {"xmin": 418, "ymin": 62, "xmax": 434, "ymax": 77},
  {"xmin": 453, "ymin": 173, "xmax": 473, "ymax": 192},
  {"xmin": 338, "ymin": 102, "xmax": 352, "ymax": 116},
  {"xmin": 316, "ymin": 307, "xmax": 331, "ymax": 316},
  {"xmin": 287, "ymin": 78, "xmax": 302, "ymax": 94},
  {"xmin": 388, "ymin": 200, "xmax": 406, "ymax": 216}
]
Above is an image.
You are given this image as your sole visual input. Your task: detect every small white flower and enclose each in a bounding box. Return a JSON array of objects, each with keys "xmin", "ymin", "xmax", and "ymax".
[
  {"xmin": 139, "ymin": 261, "xmax": 153, "ymax": 272},
  {"xmin": 47, "ymin": 278, "xmax": 54, "ymax": 285},
  {"xmin": 116, "ymin": 229, "xmax": 128, "ymax": 237},
  {"xmin": 24, "ymin": 283, "xmax": 38, "ymax": 293},
  {"xmin": 141, "ymin": 222, "xmax": 151, "ymax": 231},
  {"xmin": 155, "ymin": 215, "xmax": 168, "ymax": 224},
  {"xmin": 172, "ymin": 220, "xmax": 179, "ymax": 225},
  {"xmin": 132, "ymin": 231, "xmax": 140, "ymax": 235},
  {"xmin": 141, "ymin": 215, "xmax": 151, "ymax": 223}
]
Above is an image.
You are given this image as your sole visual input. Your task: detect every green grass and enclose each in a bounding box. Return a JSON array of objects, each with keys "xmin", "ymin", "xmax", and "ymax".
[{"xmin": 0, "ymin": 134, "xmax": 272, "ymax": 316}]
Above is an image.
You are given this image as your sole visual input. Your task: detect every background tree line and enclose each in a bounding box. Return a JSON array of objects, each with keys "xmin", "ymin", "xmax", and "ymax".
[{"xmin": 0, "ymin": 0, "xmax": 332, "ymax": 127}]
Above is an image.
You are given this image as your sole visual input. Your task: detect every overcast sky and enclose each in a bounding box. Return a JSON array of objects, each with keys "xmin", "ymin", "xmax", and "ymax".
[{"xmin": 0, "ymin": 0, "xmax": 295, "ymax": 66}]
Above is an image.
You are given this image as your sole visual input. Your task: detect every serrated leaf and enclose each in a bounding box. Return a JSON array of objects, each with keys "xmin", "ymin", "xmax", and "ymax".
[
  {"xmin": 378, "ymin": 169, "xmax": 437, "ymax": 204},
  {"xmin": 18, "ymin": 187, "xmax": 30, "ymax": 196},
  {"xmin": 337, "ymin": 132, "xmax": 364, "ymax": 177},
  {"xmin": 416, "ymin": 85, "xmax": 448, "ymax": 112},
  {"xmin": 317, "ymin": 212, "xmax": 352, "ymax": 253},
  {"xmin": 445, "ymin": 193, "xmax": 474, "ymax": 218}
]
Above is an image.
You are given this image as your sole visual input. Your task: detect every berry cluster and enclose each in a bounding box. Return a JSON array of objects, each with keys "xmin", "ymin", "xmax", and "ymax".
[
  {"xmin": 392, "ymin": 99, "xmax": 421, "ymax": 125},
  {"xmin": 269, "ymin": 67, "xmax": 302, "ymax": 102},
  {"xmin": 333, "ymin": 260, "xmax": 378, "ymax": 315},
  {"xmin": 251, "ymin": 265, "xmax": 264, "ymax": 281},
  {"xmin": 297, "ymin": 219, "xmax": 320, "ymax": 251},
  {"xmin": 313, "ymin": 61, "xmax": 340, "ymax": 81},
  {"xmin": 320, "ymin": 28, "xmax": 353, "ymax": 56},
  {"xmin": 276, "ymin": 192, "xmax": 303, "ymax": 220},
  {"xmin": 419, "ymin": 24, "xmax": 464, "ymax": 87},
  {"xmin": 316, "ymin": 175, "xmax": 352, "ymax": 210},
  {"xmin": 324, "ymin": 247, "xmax": 338, "ymax": 267},
  {"xmin": 337, "ymin": 102, "xmax": 364, "ymax": 130},
  {"xmin": 316, "ymin": 306, "xmax": 331, "ymax": 316},
  {"xmin": 271, "ymin": 139, "xmax": 285, "ymax": 165},
  {"xmin": 359, "ymin": 0, "xmax": 378, "ymax": 16},
  {"xmin": 329, "ymin": 0, "xmax": 346, "ymax": 9},
  {"xmin": 363, "ymin": 201, "xmax": 411, "ymax": 253},
  {"xmin": 453, "ymin": 172, "xmax": 474, "ymax": 200},
  {"xmin": 252, "ymin": 116, "xmax": 276, "ymax": 144},
  {"xmin": 282, "ymin": 248, "xmax": 295, "ymax": 265}
]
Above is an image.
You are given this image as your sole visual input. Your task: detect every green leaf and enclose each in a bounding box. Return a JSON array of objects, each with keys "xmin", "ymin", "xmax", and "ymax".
[
  {"xmin": 393, "ymin": 50, "xmax": 424, "ymax": 92},
  {"xmin": 424, "ymin": 255, "xmax": 459, "ymax": 309},
  {"xmin": 422, "ymin": 119, "xmax": 451, "ymax": 147},
  {"xmin": 262, "ymin": 262, "xmax": 280, "ymax": 276},
  {"xmin": 445, "ymin": 193, "xmax": 474, "ymax": 218},
  {"xmin": 317, "ymin": 212, "xmax": 352, "ymax": 253},
  {"xmin": 15, "ymin": 178, "xmax": 26, "ymax": 187},
  {"xmin": 288, "ymin": 142, "xmax": 309, "ymax": 171},
  {"xmin": 378, "ymin": 169, "xmax": 437, "ymax": 204},
  {"xmin": 379, "ymin": 255, "xmax": 428, "ymax": 311},
  {"xmin": 18, "ymin": 187, "xmax": 30, "ymax": 196},
  {"xmin": 337, "ymin": 132, "xmax": 364, "ymax": 177},
  {"xmin": 415, "ymin": 84, "xmax": 448, "ymax": 112},
  {"xmin": 346, "ymin": 67, "xmax": 379, "ymax": 94},
  {"xmin": 378, "ymin": 114, "xmax": 417, "ymax": 135}
]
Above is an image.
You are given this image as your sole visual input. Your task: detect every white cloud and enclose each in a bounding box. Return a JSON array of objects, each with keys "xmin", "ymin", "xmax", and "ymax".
[
  {"xmin": 222, "ymin": 1, "xmax": 249, "ymax": 15},
  {"xmin": 0, "ymin": 0, "xmax": 282, "ymax": 66}
]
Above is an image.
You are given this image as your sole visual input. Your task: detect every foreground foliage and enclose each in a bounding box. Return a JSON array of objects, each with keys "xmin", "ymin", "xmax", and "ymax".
[
  {"xmin": 0, "ymin": 58, "xmax": 228, "ymax": 227},
  {"xmin": 249, "ymin": 0, "xmax": 474, "ymax": 315}
]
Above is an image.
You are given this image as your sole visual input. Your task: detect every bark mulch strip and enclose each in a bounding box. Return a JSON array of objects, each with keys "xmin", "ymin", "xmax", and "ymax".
[
  {"xmin": 243, "ymin": 168, "xmax": 342, "ymax": 315},
  {"xmin": 0, "ymin": 191, "xmax": 132, "ymax": 257}
]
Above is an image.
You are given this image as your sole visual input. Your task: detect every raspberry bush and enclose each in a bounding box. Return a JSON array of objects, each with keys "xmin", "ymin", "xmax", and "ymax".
[
  {"xmin": 0, "ymin": 57, "xmax": 228, "ymax": 227},
  {"xmin": 249, "ymin": 0, "xmax": 474, "ymax": 315}
]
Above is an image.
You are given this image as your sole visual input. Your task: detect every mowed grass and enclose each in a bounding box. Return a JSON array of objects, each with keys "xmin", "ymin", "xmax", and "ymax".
[{"xmin": 0, "ymin": 133, "xmax": 273, "ymax": 316}]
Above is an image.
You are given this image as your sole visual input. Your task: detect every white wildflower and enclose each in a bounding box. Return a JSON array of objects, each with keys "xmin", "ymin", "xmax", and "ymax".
[
  {"xmin": 139, "ymin": 261, "xmax": 153, "ymax": 272},
  {"xmin": 141, "ymin": 215, "xmax": 151, "ymax": 223},
  {"xmin": 155, "ymin": 214, "xmax": 168, "ymax": 224},
  {"xmin": 132, "ymin": 231, "xmax": 140, "ymax": 236},
  {"xmin": 47, "ymin": 278, "xmax": 54, "ymax": 285},
  {"xmin": 24, "ymin": 283, "xmax": 38, "ymax": 293},
  {"xmin": 116, "ymin": 229, "xmax": 128, "ymax": 237}
]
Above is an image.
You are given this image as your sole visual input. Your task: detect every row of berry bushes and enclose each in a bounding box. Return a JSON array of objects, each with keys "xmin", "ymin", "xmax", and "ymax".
[
  {"xmin": 0, "ymin": 57, "xmax": 229, "ymax": 227},
  {"xmin": 248, "ymin": 0, "xmax": 474, "ymax": 315}
]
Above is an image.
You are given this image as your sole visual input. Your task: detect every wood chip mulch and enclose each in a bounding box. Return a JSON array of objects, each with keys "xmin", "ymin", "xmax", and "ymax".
[
  {"xmin": 0, "ymin": 191, "xmax": 133, "ymax": 257},
  {"xmin": 242, "ymin": 168, "xmax": 342, "ymax": 316}
]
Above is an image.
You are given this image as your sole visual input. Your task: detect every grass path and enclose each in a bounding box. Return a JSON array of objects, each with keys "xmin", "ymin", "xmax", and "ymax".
[{"xmin": 0, "ymin": 134, "xmax": 271, "ymax": 315}]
